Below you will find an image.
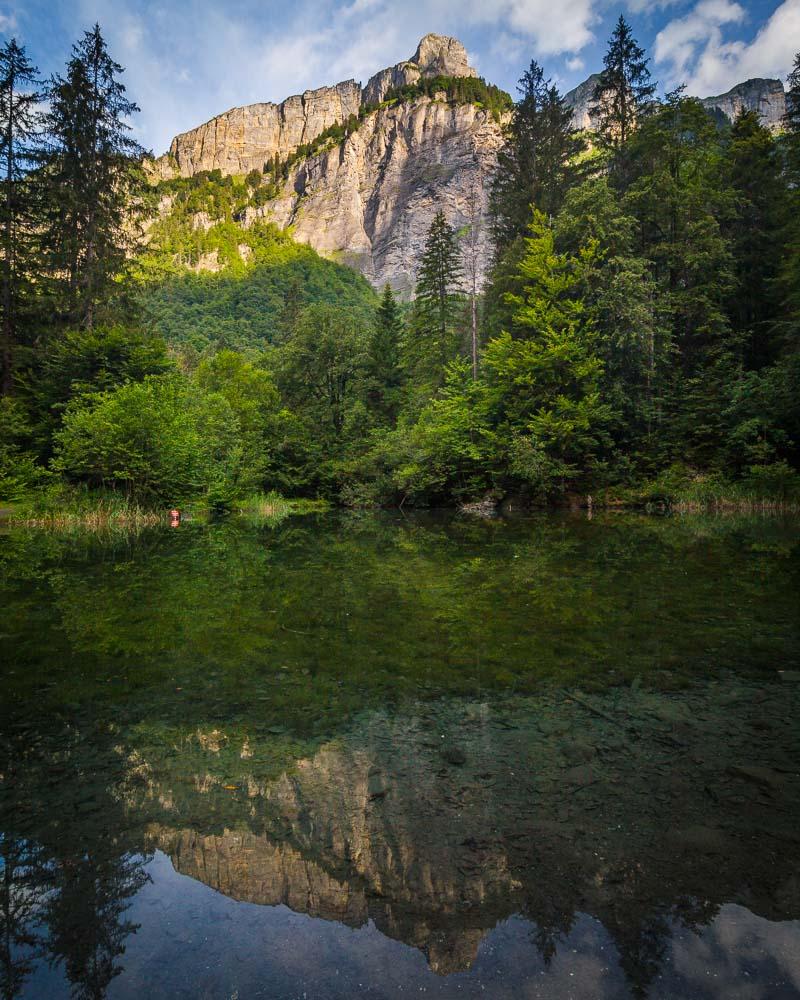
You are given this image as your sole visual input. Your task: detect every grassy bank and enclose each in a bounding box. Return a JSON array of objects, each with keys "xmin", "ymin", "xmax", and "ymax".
[
  {"xmin": 1, "ymin": 487, "xmax": 330, "ymax": 530},
  {"xmin": 604, "ymin": 462, "xmax": 800, "ymax": 513},
  {"xmin": 2, "ymin": 464, "xmax": 798, "ymax": 530}
]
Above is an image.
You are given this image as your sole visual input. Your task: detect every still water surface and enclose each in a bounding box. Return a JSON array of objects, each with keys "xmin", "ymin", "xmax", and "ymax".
[{"xmin": 1, "ymin": 510, "xmax": 799, "ymax": 999}]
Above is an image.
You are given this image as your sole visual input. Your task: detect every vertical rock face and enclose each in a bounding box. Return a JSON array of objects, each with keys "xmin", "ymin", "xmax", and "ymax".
[
  {"xmin": 249, "ymin": 97, "xmax": 504, "ymax": 294},
  {"xmin": 157, "ymin": 35, "xmax": 479, "ymax": 179},
  {"xmin": 563, "ymin": 73, "xmax": 602, "ymax": 131},
  {"xmin": 159, "ymin": 80, "xmax": 362, "ymax": 179},
  {"xmin": 564, "ymin": 73, "xmax": 787, "ymax": 133},
  {"xmin": 700, "ymin": 78, "xmax": 787, "ymax": 130},
  {"xmin": 151, "ymin": 34, "xmax": 496, "ymax": 293},
  {"xmin": 413, "ymin": 33, "xmax": 477, "ymax": 80}
]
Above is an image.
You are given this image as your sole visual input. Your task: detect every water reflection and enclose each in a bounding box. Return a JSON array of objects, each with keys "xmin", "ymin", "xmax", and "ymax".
[{"xmin": 1, "ymin": 512, "xmax": 799, "ymax": 997}]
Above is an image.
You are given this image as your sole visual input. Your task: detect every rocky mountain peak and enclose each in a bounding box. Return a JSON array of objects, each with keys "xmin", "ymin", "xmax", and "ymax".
[
  {"xmin": 564, "ymin": 72, "xmax": 787, "ymax": 133},
  {"xmin": 362, "ymin": 34, "xmax": 477, "ymax": 106},
  {"xmin": 412, "ymin": 34, "xmax": 477, "ymax": 79}
]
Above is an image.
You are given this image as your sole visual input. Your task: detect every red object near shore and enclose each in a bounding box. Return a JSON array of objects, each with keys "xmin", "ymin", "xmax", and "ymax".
[{"xmin": 169, "ymin": 508, "xmax": 181, "ymax": 526}]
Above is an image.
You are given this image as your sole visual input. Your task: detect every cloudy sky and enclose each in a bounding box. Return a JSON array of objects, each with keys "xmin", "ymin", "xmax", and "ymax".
[{"xmin": 3, "ymin": 0, "xmax": 798, "ymax": 154}]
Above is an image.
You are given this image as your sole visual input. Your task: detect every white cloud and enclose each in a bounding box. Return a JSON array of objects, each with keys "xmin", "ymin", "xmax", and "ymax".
[
  {"xmin": 58, "ymin": 0, "xmax": 794, "ymax": 155},
  {"xmin": 655, "ymin": 0, "xmax": 799, "ymax": 96},
  {"xmin": 625, "ymin": 0, "xmax": 682, "ymax": 13},
  {"xmin": 64, "ymin": 0, "xmax": 609, "ymax": 153},
  {"xmin": 460, "ymin": 0, "xmax": 598, "ymax": 54},
  {"xmin": 0, "ymin": 11, "xmax": 17, "ymax": 32}
]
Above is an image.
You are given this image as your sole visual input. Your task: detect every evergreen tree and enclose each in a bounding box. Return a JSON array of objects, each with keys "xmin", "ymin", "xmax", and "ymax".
[
  {"xmin": 591, "ymin": 15, "xmax": 656, "ymax": 150},
  {"xmin": 368, "ymin": 284, "xmax": 404, "ymax": 423},
  {"xmin": 777, "ymin": 52, "xmax": 800, "ymax": 344},
  {"xmin": 625, "ymin": 93, "xmax": 736, "ymax": 464},
  {"xmin": 482, "ymin": 211, "xmax": 612, "ymax": 494},
  {"xmin": 406, "ymin": 210, "xmax": 464, "ymax": 382},
  {"xmin": 40, "ymin": 25, "xmax": 145, "ymax": 328},
  {"xmin": 784, "ymin": 51, "xmax": 800, "ymax": 142},
  {"xmin": 724, "ymin": 109, "xmax": 785, "ymax": 366},
  {"xmin": 278, "ymin": 304, "xmax": 368, "ymax": 436},
  {"xmin": 490, "ymin": 61, "xmax": 584, "ymax": 250},
  {"xmin": 0, "ymin": 39, "xmax": 42, "ymax": 395},
  {"xmin": 555, "ymin": 177, "xmax": 664, "ymax": 456}
]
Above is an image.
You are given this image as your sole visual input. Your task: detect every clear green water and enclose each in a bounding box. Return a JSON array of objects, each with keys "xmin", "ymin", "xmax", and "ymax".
[{"xmin": 1, "ymin": 510, "xmax": 799, "ymax": 999}]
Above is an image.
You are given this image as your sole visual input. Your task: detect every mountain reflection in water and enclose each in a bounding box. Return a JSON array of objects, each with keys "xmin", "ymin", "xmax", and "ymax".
[{"xmin": 1, "ymin": 511, "xmax": 799, "ymax": 998}]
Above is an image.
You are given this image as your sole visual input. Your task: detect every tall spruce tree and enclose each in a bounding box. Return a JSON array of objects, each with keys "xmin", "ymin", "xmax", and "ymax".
[
  {"xmin": 784, "ymin": 51, "xmax": 800, "ymax": 141},
  {"xmin": 778, "ymin": 52, "xmax": 800, "ymax": 342},
  {"xmin": 40, "ymin": 25, "xmax": 145, "ymax": 328},
  {"xmin": 0, "ymin": 39, "xmax": 42, "ymax": 395},
  {"xmin": 591, "ymin": 15, "xmax": 655, "ymax": 150},
  {"xmin": 481, "ymin": 210, "xmax": 612, "ymax": 495},
  {"xmin": 368, "ymin": 284, "xmax": 404, "ymax": 423},
  {"xmin": 724, "ymin": 109, "xmax": 785, "ymax": 366},
  {"xmin": 490, "ymin": 61, "xmax": 584, "ymax": 250},
  {"xmin": 406, "ymin": 210, "xmax": 464, "ymax": 382},
  {"xmin": 625, "ymin": 92, "xmax": 736, "ymax": 465}
]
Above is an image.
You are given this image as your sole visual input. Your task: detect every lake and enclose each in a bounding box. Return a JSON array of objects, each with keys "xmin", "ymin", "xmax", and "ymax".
[{"xmin": 1, "ymin": 510, "xmax": 799, "ymax": 999}]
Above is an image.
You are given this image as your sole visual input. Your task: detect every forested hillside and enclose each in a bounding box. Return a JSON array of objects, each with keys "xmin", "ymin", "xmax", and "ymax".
[{"xmin": 1, "ymin": 19, "xmax": 799, "ymax": 517}]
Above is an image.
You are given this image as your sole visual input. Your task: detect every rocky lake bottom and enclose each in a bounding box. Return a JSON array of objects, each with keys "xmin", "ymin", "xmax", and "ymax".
[{"xmin": 1, "ymin": 510, "xmax": 798, "ymax": 998}]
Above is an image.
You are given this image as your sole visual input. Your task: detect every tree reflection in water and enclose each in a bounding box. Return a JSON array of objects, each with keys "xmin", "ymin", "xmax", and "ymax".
[{"xmin": 1, "ymin": 511, "xmax": 798, "ymax": 997}]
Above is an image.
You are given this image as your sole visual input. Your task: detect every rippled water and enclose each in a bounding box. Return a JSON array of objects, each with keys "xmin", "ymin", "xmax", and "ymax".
[{"xmin": 1, "ymin": 510, "xmax": 799, "ymax": 999}]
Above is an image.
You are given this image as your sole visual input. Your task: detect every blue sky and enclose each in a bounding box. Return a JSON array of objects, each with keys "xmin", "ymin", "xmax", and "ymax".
[{"xmin": 3, "ymin": 0, "xmax": 798, "ymax": 154}]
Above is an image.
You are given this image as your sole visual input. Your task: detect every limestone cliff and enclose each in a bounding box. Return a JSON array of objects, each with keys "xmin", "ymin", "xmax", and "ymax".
[
  {"xmin": 151, "ymin": 34, "xmax": 496, "ymax": 291},
  {"xmin": 362, "ymin": 33, "xmax": 477, "ymax": 105},
  {"xmin": 700, "ymin": 78, "xmax": 787, "ymax": 131},
  {"xmin": 563, "ymin": 72, "xmax": 602, "ymax": 131},
  {"xmin": 156, "ymin": 81, "xmax": 362, "ymax": 180},
  {"xmin": 249, "ymin": 97, "xmax": 502, "ymax": 294},
  {"xmin": 564, "ymin": 73, "xmax": 787, "ymax": 132},
  {"xmin": 156, "ymin": 34, "xmax": 478, "ymax": 180}
]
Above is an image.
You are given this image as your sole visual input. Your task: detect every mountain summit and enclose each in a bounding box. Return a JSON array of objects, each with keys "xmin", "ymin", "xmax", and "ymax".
[
  {"xmin": 155, "ymin": 35, "xmax": 479, "ymax": 179},
  {"xmin": 153, "ymin": 35, "xmax": 500, "ymax": 293}
]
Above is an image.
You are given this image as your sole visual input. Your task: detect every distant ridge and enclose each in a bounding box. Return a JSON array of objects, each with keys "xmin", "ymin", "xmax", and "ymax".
[{"xmin": 564, "ymin": 74, "xmax": 788, "ymax": 132}]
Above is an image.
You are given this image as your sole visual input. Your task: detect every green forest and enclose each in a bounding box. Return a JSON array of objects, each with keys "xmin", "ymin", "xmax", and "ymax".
[{"xmin": 2, "ymin": 18, "xmax": 800, "ymax": 518}]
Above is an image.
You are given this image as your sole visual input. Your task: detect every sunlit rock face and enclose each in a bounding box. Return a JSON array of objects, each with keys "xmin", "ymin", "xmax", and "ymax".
[
  {"xmin": 564, "ymin": 73, "xmax": 787, "ymax": 133},
  {"xmin": 149, "ymin": 35, "xmax": 497, "ymax": 292},
  {"xmin": 154, "ymin": 81, "xmax": 362, "ymax": 180},
  {"xmin": 700, "ymin": 78, "xmax": 787, "ymax": 131},
  {"xmin": 154, "ymin": 34, "xmax": 479, "ymax": 181},
  {"xmin": 250, "ymin": 98, "xmax": 502, "ymax": 295},
  {"xmin": 362, "ymin": 33, "xmax": 478, "ymax": 106},
  {"xmin": 563, "ymin": 73, "xmax": 602, "ymax": 131}
]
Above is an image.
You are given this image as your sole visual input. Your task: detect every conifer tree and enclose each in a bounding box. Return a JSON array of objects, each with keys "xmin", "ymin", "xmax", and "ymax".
[
  {"xmin": 0, "ymin": 39, "xmax": 42, "ymax": 394},
  {"xmin": 490, "ymin": 61, "xmax": 583, "ymax": 249},
  {"xmin": 482, "ymin": 210, "xmax": 612, "ymax": 493},
  {"xmin": 406, "ymin": 210, "xmax": 464, "ymax": 381},
  {"xmin": 40, "ymin": 25, "xmax": 145, "ymax": 328},
  {"xmin": 776, "ymin": 53, "xmax": 800, "ymax": 344},
  {"xmin": 725, "ymin": 109, "xmax": 785, "ymax": 365},
  {"xmin": 784, "ymin": 51, "xmax": 800, "ymax": 143},
  {"xmin": 624, "ymin": 92, "xmax": 736, "ymax": 464},
  {"xmin": 591, "ymin": 15, "xmax": 655, "ymax": 149},
  {"xmin": 368, "ymin": 284, "xmax": 404, "ymax": 423}
]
